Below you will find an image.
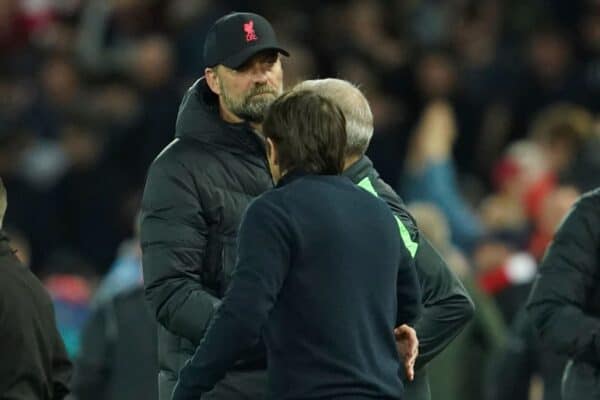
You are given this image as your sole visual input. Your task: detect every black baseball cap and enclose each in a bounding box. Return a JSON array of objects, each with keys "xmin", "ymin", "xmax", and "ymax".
[{"xmin": 203, "ymin": 12, "xmax": 290, "ymax": 69}]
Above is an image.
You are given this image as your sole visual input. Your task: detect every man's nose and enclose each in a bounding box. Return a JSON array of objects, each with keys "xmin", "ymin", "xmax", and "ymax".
[{"xmin": 249, "ymin": 62, "xmax": 269, "ymax": 83}]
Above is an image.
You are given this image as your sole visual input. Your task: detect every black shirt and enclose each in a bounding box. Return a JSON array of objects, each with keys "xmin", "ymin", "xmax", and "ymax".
[{"xmin": 174, "ymin": 172, "xmax": 421, "ymax": 400}]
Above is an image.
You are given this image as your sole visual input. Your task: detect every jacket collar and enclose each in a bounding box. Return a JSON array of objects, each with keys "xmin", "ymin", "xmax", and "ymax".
[
  {"xmin": 174, "ymin": 78, "xmax": 266, "ymax": 157},
  {"xmin": 342, "ymin": 155, "xmax": 376, "ymax": 184},
  {"xmin": 276, "ymin": 169, "xmax": 310, "ymax": 188}
]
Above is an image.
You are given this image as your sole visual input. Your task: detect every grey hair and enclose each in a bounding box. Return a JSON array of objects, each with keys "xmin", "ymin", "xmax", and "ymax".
[{"xmin": 293, "ymin": 78, "xmax": 373, "ymax": 157}]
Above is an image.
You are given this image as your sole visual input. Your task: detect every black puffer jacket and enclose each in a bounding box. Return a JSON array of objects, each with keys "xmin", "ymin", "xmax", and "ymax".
[
  {"xmin": 527, "ymin": 188, "xmax": 600, "ymax": 400},
  {"xmin": 140, "ymin": 79, "xmax": 272, "ymax": 399}
]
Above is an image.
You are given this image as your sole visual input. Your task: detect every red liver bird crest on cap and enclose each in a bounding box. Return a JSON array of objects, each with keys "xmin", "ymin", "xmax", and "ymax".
[{"xmin": 244, "ymin": 20, "xmax": 258, "ymax": 42}]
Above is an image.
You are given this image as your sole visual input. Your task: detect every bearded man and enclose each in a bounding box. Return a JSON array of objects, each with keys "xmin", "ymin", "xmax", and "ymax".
[{"xmin": 140, "ymin": 12, "xmax": 288, "ymax": 400}]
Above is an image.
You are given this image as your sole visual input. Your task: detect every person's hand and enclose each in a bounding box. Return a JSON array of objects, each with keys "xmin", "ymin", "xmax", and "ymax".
[{"xmin": 394, "ymin": 324, "xmax": 419, "ymax": 381}]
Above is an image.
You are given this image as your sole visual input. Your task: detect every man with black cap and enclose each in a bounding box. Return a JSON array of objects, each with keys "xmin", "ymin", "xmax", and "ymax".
[{"xmin": 140, "ymin": 12, "xmax": 289, "ymax": 400}]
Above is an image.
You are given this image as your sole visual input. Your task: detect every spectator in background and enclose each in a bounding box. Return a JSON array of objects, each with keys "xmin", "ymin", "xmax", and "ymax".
[
  {"xmin": 164, "ymin": 0, "xmax": 228, "ymax": 83},
  {"xmin": 0, "ymin": 177, "xmax": 73, "ymax": 399},
  {"xmin": 76, "ymin": 0, "xmax": 166, "ymax": 78},
  {"xmin": 480, "ymin": 140, "xmax": 549, "ymax": 233},
  {"xmin": 402, "ymin": 100, "xmax": 484, "ymax": 251},
  {"xmin": 580, "ymin": 5, "xmax": 600, "ymax": 111},
  {"xmin": 0, "ymin": 0, "xmax": 29, "ymax": 54},
  {"xmin": 527, "ymin": 185, "xmax": 579, "ymax": 261},
  {"xmin": 527, "ymin": 188, "xmax": 600, "ymax": 400},
  {"xmin": 510, "ymin": 24, "xmax": 585, "ymax": 143},
  {"xmin": 452, "ymin": 1, "xmax": 515, "ymax": 180},
  {"xmin": 490, "ymin": 304, "xmax": 566, "ymax": 400},
  {"xmin": 527, "ymin": 103, "xmax": 600, "ymax": 194},
  {"xmin": 409, "ymin": 202, "xmax": 507, "ymax": 400},
  {"xmin": 107, "ymin": 35, "xmax": 180, "ymax": 188},
  {"xmin": 472, "ymin": 232, "xmax": 536, "ymax": 323},
  {"xmin": 51, "ymin": 119, "xmax": 124, "ymax": 273},
  {"xmin": 41, "ymin": 250, "xmax": 96, "ymax": 358},
  {"xmin": 71, "ymin": 286, "xmax": 158, "ymax": 400},
  {"xmin": 29, "ymin": 54, "xmax": 88, "ymax": 139},
  {"xmin": 528, "ymin": 103, "xmax": 593, "ymax": 178},
  {"xmin": 72, "ymin": 212, "xmax": 155, "ymax": 400},
  {"xmin": 92, "ymin": 213, "xmax": 143, "ymax": 306},
  {"xmin": 141, "ymin": 12, "xmax": 288, "ymax": 400}
]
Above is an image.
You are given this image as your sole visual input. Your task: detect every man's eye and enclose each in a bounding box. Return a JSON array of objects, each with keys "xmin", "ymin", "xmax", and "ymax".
[
  {"xmin": 263, "ymin": 54, "xmax": 278, "ymax": 65},
  {"xmin": 235, "ymin": 64, "xmax": 250, "ymax": 73}
]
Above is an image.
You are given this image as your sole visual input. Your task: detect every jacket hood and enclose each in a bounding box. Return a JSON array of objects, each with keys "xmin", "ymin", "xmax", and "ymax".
[
  {"xmin": 174, "ymin": 78, "xmax": 265, "ymax": 156},
  {"xmin": 175, "ymin": 78, "xmax": 222, "ymax": 140}
]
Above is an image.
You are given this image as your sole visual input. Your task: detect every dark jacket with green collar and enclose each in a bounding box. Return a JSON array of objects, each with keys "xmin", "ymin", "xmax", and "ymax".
[
  {"xmin": 343, "ymin": 156, "xmax": 475, "ymax": 400},
  {"xmin": 140, "ymin": 78, "xmax": 272, "ymax": 400}
]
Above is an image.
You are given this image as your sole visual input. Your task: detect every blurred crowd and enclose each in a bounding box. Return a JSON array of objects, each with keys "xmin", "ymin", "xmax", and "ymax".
[{"xmin": 2, "ymin": 0, "xmax": 600, "ymax": 399}]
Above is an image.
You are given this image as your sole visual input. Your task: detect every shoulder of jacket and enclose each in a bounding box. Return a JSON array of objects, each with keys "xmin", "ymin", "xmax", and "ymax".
[
  {"xmin": 369, "ymin": 176, "xmax": 404, "ymax": 206},
  {"xmin": 0, "ymin": 261, "xmax": 53, "ymax": 309},
  {"xmin": 579, "ymin": 188, "xmax": 600, "ymax": 206},
  {"xmin": 366, "ymin": 176, "xmax": 418, "ymax": 227},
  {"xmin": 566, "ymin": 189, "xmax": 600, "ymax": 222},
  {"xmin": 248, "ymin": 188, "xmax": 280, "ymax": 208},
  {"xmin": 150, "ymin": 137, "xmax": 225, "ymax": 173}
]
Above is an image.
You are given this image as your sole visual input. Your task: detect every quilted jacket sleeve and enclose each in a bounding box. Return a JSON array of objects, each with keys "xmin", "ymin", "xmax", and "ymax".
[{"xmin": 141, "ymin": 156, "xmax": 221, "ymax": 344}]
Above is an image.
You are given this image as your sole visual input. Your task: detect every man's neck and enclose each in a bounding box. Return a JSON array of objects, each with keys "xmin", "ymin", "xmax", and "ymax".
[
  {"xmin": 219, "ymin": 104, "xmax": 243, "ymax": 124},
  {"xmin": 250, "ymin": 122, "xmax": 263, "ymax": 135},
  {"xmin": 219, "ymin": 104, "xmax": 263, "ymax": 134},
  {"xmin": 343, "ymin": 154, "xmax": 362, "ymax": 171}
]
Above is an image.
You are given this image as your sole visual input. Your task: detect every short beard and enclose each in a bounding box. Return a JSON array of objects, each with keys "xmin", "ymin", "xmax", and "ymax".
[{"xmin": 220, "ymin": 81, "xmax": 281, "ymax": 123}]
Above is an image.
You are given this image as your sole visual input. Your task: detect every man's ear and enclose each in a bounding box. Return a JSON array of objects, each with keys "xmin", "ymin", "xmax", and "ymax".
[
  {"xmin": 205, "ymin": 67, "xmax": 221, "ymax": 95},
  {"xmin": 266, "ymin": 137, "xmax": 278, "ymax": 166}
]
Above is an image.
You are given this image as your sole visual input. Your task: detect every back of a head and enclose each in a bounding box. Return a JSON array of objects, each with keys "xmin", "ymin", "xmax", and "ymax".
[
  {"xmin": 263, "ymin": 90, "xmax": 347, "ymax": 175},
  {"xmin": 0, "ymin": 177, "xmax": 6, "ymax": 229},
  {"xmin": 294, "ymin": 78, "xmax": 373, "ymax": 157}
]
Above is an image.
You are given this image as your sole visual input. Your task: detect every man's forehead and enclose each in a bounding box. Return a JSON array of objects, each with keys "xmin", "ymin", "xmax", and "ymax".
[{"xmin": 223, "ymin": 49, "xmax": 280, "ymax": 72}]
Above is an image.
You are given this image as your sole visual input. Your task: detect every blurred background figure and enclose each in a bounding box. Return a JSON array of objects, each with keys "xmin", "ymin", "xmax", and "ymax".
[
  {"xmin": 409, "ymin": 202, "xmax": 506, "ymax": 400},
  {"xmin": 71, "ymin": 212, "xmax": 158, "ymax": 400},
  {"xmin": 0, "ymin": 177, "xmax": 72, "ymax": 399},
  {"xmin": 2, "ymin": 1, "xmax": 600, "ymax": 399},
  {"xmin": 70, "ymin": 284, "xmax": 158, "ymax": 400},
  {"xmin": 41, "ymin": 250, "xmax": 97, "ymax": 358}
]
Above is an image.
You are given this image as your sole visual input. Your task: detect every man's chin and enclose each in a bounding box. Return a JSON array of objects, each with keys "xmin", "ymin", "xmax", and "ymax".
[{"xmin": 250, "ymin": 92, "xmax": 277, "ymax": 99}]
